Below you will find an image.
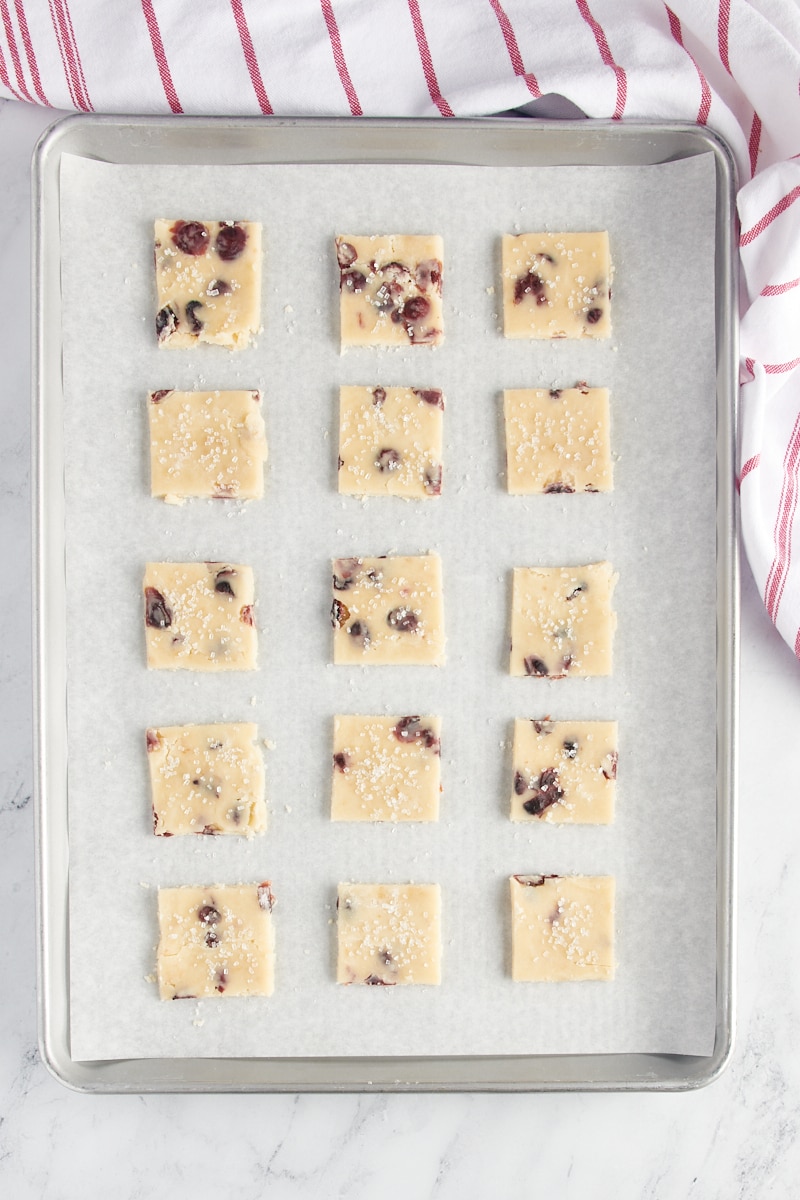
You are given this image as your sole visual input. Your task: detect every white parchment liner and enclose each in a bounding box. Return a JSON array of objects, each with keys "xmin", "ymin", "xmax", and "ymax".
[{"xmin": 59, "ymin": 153, "xmax": 719, "ymax": 1060}]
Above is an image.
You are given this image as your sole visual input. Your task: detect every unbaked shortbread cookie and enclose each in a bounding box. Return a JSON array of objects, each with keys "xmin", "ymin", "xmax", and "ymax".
[
  {"xmin": 510, "ymin": 874, "xmax": 615, "ymax": 981},
  {"xmin": 504, "ymin": 386, "xmax": 612, "ymax": 494},
  {"xmin": 335, "ymin": 235, "xmax": 443, "ymax": 347},
  {"xmin": 332, "ymin": 714, "xmax": 442, "ymax": 821},
  {"xmin": 510, "ymin": 562, "xmax": 616, "ymax": 678},
  {"xmin": 148, "ymin": 389, "xmax": 268, "ymax": 501},
  {"xmin": 146, "ymin": 722, "xmax": 266, "ymax": 837},
  {"xmin": 331, "ymin": 554, "xmax": 445, "ymax": 666},
  {"xmin": 156, "ymin": 882, "xmax": 275, "ymax": 999},
  {"xmin": 511, "ymin": 718, "xmax": 617, "ymax": 823},
  {"xmin": 337, "ymin": 882, "xmax": 442, "ymax": 985},
  {"xmin": 154, "ymin": 219, "xmax": 261, "ymax": 349},
  {"xmin": 144, "ymin": 562, "xmax": 257, "ymax": 671},
  {"xmin": 338, "ymin": 386, "xmax": 444, "ymax": 498},
  {"xmin": 502, "ymin": 232, "xmax": 611, "ymax": 340}
]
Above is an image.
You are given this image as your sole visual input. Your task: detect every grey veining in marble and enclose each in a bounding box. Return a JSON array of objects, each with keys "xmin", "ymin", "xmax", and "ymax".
[{"xmin": 1, "ymin": 96, "xmax": 800, "ymax": 1200}]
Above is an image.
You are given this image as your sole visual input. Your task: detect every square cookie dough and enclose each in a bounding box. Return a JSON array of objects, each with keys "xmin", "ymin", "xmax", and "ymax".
[
  {"xmin": 154, "ymin": 219, "xmax": 262, "ymax": 349},
  {"xmin": 510, "ymin": 874, "xmax": 615, "ymax": 981},
  {"xmin": 511, "ymin": 718, "xmax": 617, "ymax": 823},
  {"xmin": 337, "ymin": 882, "xmax": 441, "ymax": 985},
  {"xmin": 504, "ymin": 386, "xmax": 612, "ymax": 494},
  {"xmin": 338, "ymin": 385, "xmax": 444, "ymax": 498},
  {"xmin": 148, "ymin": 389, "xmax": 268, "ymax": 501},
  {"xmin": 510, "ymin": 562, "xmax": 616, "ymax": 678},
  {"xmin": 157, "ymin": 883, "xmax": 275, "ymax": 1000},
  {"xmin": 332, "ymin": 714, "xmax": 442, "ymax": 821},
  {"xmin": 147, "ymin": 722, "xmax": 266, "ymax": 837},
  {"xmin": 335, "ymin": 235, "xmax": 443, "ymax": 347},
  {"xmin": 331, "ymin": 554, "xmax": 445, "ymax": 666},
  {"xmin": 144, "ymin": 562, "xmax": 257, "ymax": 671},
  {"xmin": 502, "ymin": 232, "xmax": 611, "ymax": 340}
]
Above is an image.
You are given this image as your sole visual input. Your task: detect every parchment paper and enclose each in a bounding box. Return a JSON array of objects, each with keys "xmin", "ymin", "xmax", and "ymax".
[{"xmin": 59, "ymin": 151, "xmax": 719, "ymax": 1061}]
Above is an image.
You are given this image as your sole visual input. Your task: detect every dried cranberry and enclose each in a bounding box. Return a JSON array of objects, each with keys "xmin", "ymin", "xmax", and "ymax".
[
  {"xmin": 215, "ymin": 968, "xmax": 228, "ymax": 993},
  {"xmin": 205, "ymin": 931, "xmax": 219, "ymax": 948},
  {"xmin": 549, "ymin": 389, "xmax": 562, "ymax": 399},
  {"xmin": 372, "ymin": 387, "xmax": 386, "ymax": 407},
  {"xmin": 533, "ymin": 719, "xmax": 554, "ymax": 735},
  {"xmin": 257, "ymin": 882, "xmax": 275, "ymax": 911},
  {"xmin": 522, "ymin": 767, "xmax": 564, "ymax": 815},
  {"xmin": 513, "ymin": 874, "xmax": 558, "ymax": 887},
  {"xmin": 398, "ymin": 295, "xmax": 430, "ymax": 322},
  {"xmin": 387, "ymin": 607, "xmax": 418, "ymax": 633},
  {"xmin": 514, "ymin": 271, "xmax": 544, "ymax": 304},
  {"xmin": 376, "ymin": 447, "xmax": 401, "ymax": 472},
  {"xmin": 149, "ymin": 390, "xmax": 172, "ymax": 403},
  {"xmin": 333, "ymin": 751, "xmax": 349, "ymax": 772},
  {"xmin": 156, "ymin": 305, "xmax": 178, "ymax": 341},
  {"xmin": 336, "ymin": 240, "xmax": 358, "ymax": 267},
  {"xmin": 348, "ymin": 621, "xmax": 370, "ymax": 648},
  {"xmin": 240, "ymin": 605, "xmax": 254, "ymax": 626},
  {"xmin": 333, "ymin": 558, "xmax": 361, "ymax": 590},
  {"xmin": 513, "ymin": 770, "xmax": 529, "ymax": 795},
  {"xmin": 145, "ymin": 587, "xmax": 172, "ymax": 629},
  {"xmin": 415, "ymin": 259, "xmax": 442, "ymax": 292},
  {"xmin": 523, "ymin": 656, "xmax": 548, "ymax": 677},
  {"xmin": 561, "ymin": 654, "xmax": 574, "ymax": 672},
  {"xmin": 185, "ymin": 300, "xmax": 203, "ymax": 333},
  {"xmin": 146, "ymin": 729, "xmax": 161, "ymax": 752},
  {"xmin": 341, "ymin": 270, "xmax": 366, "ymax": 293},
  {"xmin": 407, "ymin": 325, "xmax": 440, "ymax": 344},
  {"xmin": 393, "ymin": 716, "xmax": 439, "ymax": 752},
  {"xmin": 171, "ymin": 220, "xmax": 209, "ymax": 256},
  {"xmin": 331, "ymin": 598, "xmax": 350, "ymax": 628},
  {"xmin": 414, "ymin": 389, "xmax": 444, "ymax": 409},
  {"xmin": 563, "ymin": 740, "xmax": 578, "ymax": 759},
  {"xmin": 544, "ymin": 482, "xmax": 575, "ymax": 494},
  {"xmin": 380, "ymin": 261, "xmax": 413, "ymax": 286},
  {"xmin": 207, "ymin": 279, "xmax": 232, "ymax": 297},
  {"xmin": 215, "ymin": 223, "xmax": 247, "ymax": 261},
  {"xmin": 198, "ymin": 905, "xmax": 221, "ymax": 925},
  {"xmin": 424, "ymin": 464, "xmax": 442, "ymax": 496},
  {"xmin": 214, "ymin": 567, "xmax": 237, "ymax": 595},
  {"xmin": 602, "ymin": 751, "xmax": 618, "ymax": 781},
  {"xmin": 586, "ymin": 308, "xmax": 603, "ymax": 324},
  {"xmin": 364, "ymin": 975, "xmax": 394, "ymax": 986}
]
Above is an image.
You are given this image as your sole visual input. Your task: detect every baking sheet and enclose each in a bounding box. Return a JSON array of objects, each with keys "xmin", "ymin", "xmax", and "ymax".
[{"xmin": 60, "ymin": 152, "xmax": 718, "ymax": 1061}]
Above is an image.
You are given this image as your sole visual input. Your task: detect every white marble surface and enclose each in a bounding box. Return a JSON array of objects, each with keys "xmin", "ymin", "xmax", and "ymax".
[{"xmin": 2, "ymin": 97, "xmax": 800, "ymax": 1199}]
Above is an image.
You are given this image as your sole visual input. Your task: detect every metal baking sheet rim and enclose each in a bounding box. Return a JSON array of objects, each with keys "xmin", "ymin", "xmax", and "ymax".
[{"xmin": 32, "ymin": 114, "xmax": 738, "ymax": 1093}]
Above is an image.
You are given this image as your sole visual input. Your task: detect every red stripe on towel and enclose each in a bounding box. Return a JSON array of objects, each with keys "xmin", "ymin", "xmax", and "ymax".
[
  {"xmin": 576, "ymin": 0, "xmax": 627, "ymax": 120},
  {"xmin": 488, "ymin": 0, "xmax": 541, "ymax": 99},
  {"xmin": 231, "ymin": 0, "xmax": 273, "ymax": 114},
  {"xmin": 320, "ymin": 0, "xmax": 362, "ymax": 116},
  {"xmin": 665, "ymin": 6, "xmax": 711, "ymax": 125},
  {"xmin": 141, "ymin": 0, "xmax": 183, "ymax": 113},
  {"xmin": 740, "ymin": 186, "xmax": 800, "ymax": 246},
  {"xmin": 14, "ymin": 0, "xmax": 50, "ymax": 104},
  {"xmin": 765, "ymin": 412, "xmax": 800, "ymax": 622},
  {"xmin": 407, "ymin": 0, "xmax": 454, "ymax": 117}
]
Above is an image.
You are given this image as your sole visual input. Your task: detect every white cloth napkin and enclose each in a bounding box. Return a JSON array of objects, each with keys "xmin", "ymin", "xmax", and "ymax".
[{"xmin": 3, "ymin": 0, "xmax": 800, "ymax": 656}]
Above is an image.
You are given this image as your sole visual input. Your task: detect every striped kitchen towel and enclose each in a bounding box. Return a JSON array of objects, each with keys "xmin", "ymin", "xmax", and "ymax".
[{"xmin": 3, "ymin": 0, "xmax": 800, "ymax": 658}]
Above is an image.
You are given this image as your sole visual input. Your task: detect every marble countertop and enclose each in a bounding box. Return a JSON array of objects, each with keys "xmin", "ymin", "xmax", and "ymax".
[{"xmin": 2, "ymin": 98, "xmax": 799, "ymax": 1199}]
